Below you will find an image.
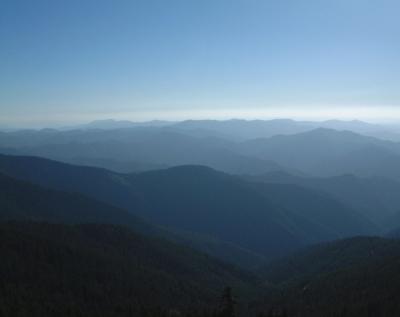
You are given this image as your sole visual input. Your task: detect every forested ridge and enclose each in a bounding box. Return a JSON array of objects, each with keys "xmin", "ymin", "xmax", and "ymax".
[
  {"xmin": 3, "ymin": 0, "xmax": 400, "ymax": 312},
  {"xmin": 2, "ymin": 129, "xmax": 400, "ymax": 316},
  {"xmin": 0, "ymin": 222, "xmax": 260, "ymax": 317}
]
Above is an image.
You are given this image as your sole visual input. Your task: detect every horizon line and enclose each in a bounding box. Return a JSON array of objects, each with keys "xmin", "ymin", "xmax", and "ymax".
[{"xmin": 3, "ymin": 106, "xmax": 400, "ymax": 129}]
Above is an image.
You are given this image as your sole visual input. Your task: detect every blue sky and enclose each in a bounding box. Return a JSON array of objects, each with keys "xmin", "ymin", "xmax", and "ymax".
[{"xmin": 0, "ymin": 0, "xmax": 399, "ymax": 126}]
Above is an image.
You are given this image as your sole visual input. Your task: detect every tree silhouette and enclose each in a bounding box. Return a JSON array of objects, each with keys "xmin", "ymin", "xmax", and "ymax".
[{"xmin": 218, "ymin": 287, "xmax": 236, "ymax": 317}]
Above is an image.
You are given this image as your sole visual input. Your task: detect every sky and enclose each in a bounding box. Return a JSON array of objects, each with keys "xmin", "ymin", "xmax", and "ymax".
[{"xmin": 0, "ymin": 0, "xmax": 399, "ymax": 127}]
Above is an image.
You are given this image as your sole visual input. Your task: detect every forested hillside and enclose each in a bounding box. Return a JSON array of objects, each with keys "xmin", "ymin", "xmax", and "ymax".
[
  {"xmin": 255, "ymin": 237, "xmax": 400, "ymax": 316},
  {"xmin": 0, "ymin": 154, "xmax": 378, "ymax": 264},
  {"xmin": 0, "ymin": 222, "xmax": 260, "ymax": 316}
]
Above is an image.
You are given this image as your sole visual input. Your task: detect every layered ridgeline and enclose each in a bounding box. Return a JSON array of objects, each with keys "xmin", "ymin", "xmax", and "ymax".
[
  {"xmin": 0, "ymin": 172, "xmax": 261, "ymax": 315},
  {"xmin": 3, "ymin": 123, "xmax": 400, "ymax": 180},
  {"xmin": 0, "ymin": 170, "xmax": 264, "ymax": 269},
  {"xmin": 255, "ymin": 236, "xmax": 400, "ymax": 317},
  {"xmin": 1, "ymin": 174, "xmax": 400, "ymax": 316},
  {"xmin": 246, "ymin": 171, "xmax": 400, "ymax": 231},
  {"xmin": 172, "ymin": 119, "xmax": 400, "ymax": 141},
  {"xmin": 0, "ymin": 128, "xmax": 284, "ymax": 175},
  {"xmin": 0, "ymin": 222, "xmax": 259, "ymax": 316},
  {"xmin": 0, "ymin": 154, "xmax": 377, "ymax": 265},
  {"xmin": 126, "ymin": 166, "xmax": 376, "ymax": 257},
  {"xmin": 238, "ymin": 128, "xmax": 400, "ymax": 180}
]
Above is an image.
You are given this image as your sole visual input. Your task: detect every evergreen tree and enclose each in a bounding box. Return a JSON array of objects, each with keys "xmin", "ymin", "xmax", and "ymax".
[{"xmin": 218, "ymin": 287, "xmax": 236, "ymax": 317}]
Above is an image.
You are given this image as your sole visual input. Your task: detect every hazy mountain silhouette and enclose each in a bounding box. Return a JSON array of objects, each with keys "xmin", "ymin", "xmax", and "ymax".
[
  {"xmin": 7, "ymin": 124, "xmax": 400, "ymax": 178},
  {"xmin": 71, "ymin": 119, "xmax": 173, "ymax": 130},
  {"xmin": 129, "ymin": 166, "xmax": 376, "ymax": 253},
  {"xmin": 238, "ymin": 128, "xmax": 400, "ymax": 179},
  {"xmin": 0, "ymin": 154, "xmax": 378, "ymax": 262},
  {"xmin": 2, "ymin": 123, "xmax": 400, "ymax": 316},
  {"xmin": 247, "ymin": 171, "xmax": 400, "ymax": 230},
  {"xmin": 173, "ymin": 119, "xmax": 313, "ymax": 140},
  {"xmin": 0, "ymin": 128, "xmax": 285, "ymax": 175},
  {"xmin": 60, "ymin": 156, "xmax": 169, "ymax": 173},
  {"xmin": 173, "ymin": 119, "xmax": 400, "ymax": 141},
  {"xmin": 249, "ymin": 182, "xmax": 377, "ymax": 237},
  {"xmin": 0, "ymin": 165, "xmax": 269, "ymax": 269}
]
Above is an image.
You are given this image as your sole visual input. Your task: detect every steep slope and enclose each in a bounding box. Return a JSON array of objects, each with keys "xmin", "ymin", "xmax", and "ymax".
[
  {"xmin": 247, "ymin": 171, "xmax": 400, "ymax": 229},
  {"xmin": 255, "ymin": 237, "xmax": 400, "ymax": 316},
  {"xmin": 127, "ymin": 166, "xmax": 376, "ymax": 258},
  {"xmin": 238, "ymin": 128, "xmax": 400, "ymax": 178},
  {"xmin": 0, "ymin": 168, "xmax": 265, "ymax": 269},
  {"xmin": 260, "ymin": 236, "xmax": 394, "ymax": 284},
  {"xmin": 0, "ymin": 154, "xmax": 377, "ymax": 262},
  {"xmin": 0, "ymin": 155, "xmax": 289, "ymax": 262},
  {"xmin": 0, "ymin": 222, "xmax": 259, "ymax": 316},
  {"xmin": 0, "ymin": 154, "xmax": 139, "ymax": 210},
  {"xmin": 0, "ymin": 172, "xmax": 153, "ymax": 233},
  {"xmin": 250, "ymin": 182, "xmax": 377, "ymax": 238},
  {"xmin": 127, "ymin": 166, "xmax": 303, "ymax": 257}
]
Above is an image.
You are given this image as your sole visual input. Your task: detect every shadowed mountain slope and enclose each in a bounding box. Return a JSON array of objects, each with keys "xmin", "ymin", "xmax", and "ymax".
[
  {"xmin": 247, "ymin": 171, "xmax": 400, "ymax": 229},
  {"xmin": 0, "ymin": 222, "xmax": 260, "ymax": 316},
  {"xmin": 0, "ymin": 154, "xmax": 377, "ymax": 263},
  {"xmin": 255, "ymin": 236, "xmax": 400, "ymax": 316},
  {"xmin": 0, "ymin": 169, "xmax": 266, "ymax": 269},
  {"xmin": 127, "ymin": 166, "xmax": 376, "ymax": 257}
]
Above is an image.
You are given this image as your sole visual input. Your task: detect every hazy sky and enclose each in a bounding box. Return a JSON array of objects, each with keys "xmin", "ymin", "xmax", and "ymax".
[{"xmin": 1, "ymin": 0, "xmax": 399, "ymax": 126}]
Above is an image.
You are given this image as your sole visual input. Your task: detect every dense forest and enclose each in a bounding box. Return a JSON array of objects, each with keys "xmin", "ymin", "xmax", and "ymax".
[
  {"xmin": 2, "ymin": 0, "xmax": 400, "ymax": 314},
  {"xmin": 0, "ymin": 222, "xmax": 258, "ymax": 317},
  {"xmin": 2, "ymin": 121, "xmax": 400, "ymax": 316},
  {"xmin": 2, "ymin": 221, "xmax": 400, "ymax": 316},
  {"xmin": 255, "ymin": 237, "xmax": 400, "ymax": 316}
]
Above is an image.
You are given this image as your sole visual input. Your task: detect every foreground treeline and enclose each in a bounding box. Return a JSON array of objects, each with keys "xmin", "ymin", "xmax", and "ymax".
[
  {"xmin": 2, "ymin": 222, "xmax": 400, "ymax": 317},
  {"xmin": 1, "ymin": 153, "xmax": 400, "ymax": 316},
  {"xmin": 0, "ymin": 222, "xmax": 258, "ymax": 317},
  {"xmin": 254, "ymin": 237, "xmax": 400, "ymax": 317}
]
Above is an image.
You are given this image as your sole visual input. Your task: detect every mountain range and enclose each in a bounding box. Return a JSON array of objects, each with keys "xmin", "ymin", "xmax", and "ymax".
[
  {"xmin": 246, "ymin": 171, "xmax": 400, "ymax": 230},
  {"xmin": 63, "ymin": 119, "xmax": 400, "ymax": 141},
  {"xmin": 237, "ymin": 128, "xmax": 400, "ymax": 180},
  {"xmin": 0, "ymin": 154, "xmax": 378, "ymax": 264},
  {"xmin": 3, "ymin": 119, "xmax": 400, "ymax": 315},
  {"xmin": 3, "ymin": 121, "xmax": 400, "ymax": 182}
]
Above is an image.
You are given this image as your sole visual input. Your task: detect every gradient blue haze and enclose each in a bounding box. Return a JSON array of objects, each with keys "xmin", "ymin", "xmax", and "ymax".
[{"xmin": 0, "ymin": 0, "xmax": 399, "ymax": 125}]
